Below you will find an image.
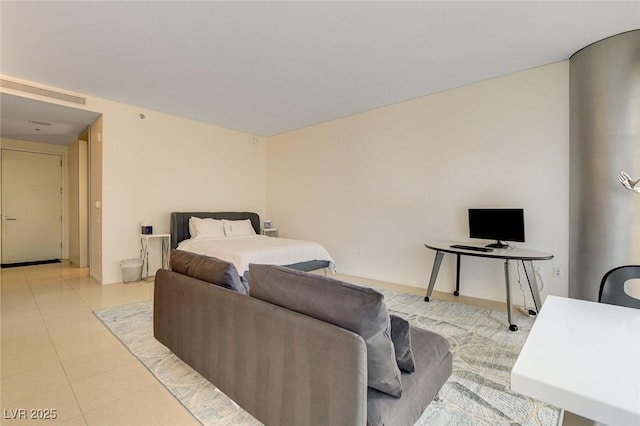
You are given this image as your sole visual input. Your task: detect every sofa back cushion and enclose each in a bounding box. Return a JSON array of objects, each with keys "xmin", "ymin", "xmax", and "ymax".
[
  {"xmin": 170, "ymin": 249, "xmax": 248, "ymax": 295},
  {"xmin": 389, "ymin": 315, "xmax": 416, "ymax": 373},
  {"xmin": 249, "ymin": 264, "xmax": 402, "ymax": 397}
]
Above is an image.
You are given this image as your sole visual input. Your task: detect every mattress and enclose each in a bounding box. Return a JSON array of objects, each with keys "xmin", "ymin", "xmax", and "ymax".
[{"xmin": 176, "ymin": 235, "xmax": 335, "ymax": 276}]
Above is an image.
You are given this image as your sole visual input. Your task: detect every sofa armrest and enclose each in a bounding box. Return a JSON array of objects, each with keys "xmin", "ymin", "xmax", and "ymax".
[{"xmin": 154, "ymin": 269, "xmax": 368, "ymax": 426}]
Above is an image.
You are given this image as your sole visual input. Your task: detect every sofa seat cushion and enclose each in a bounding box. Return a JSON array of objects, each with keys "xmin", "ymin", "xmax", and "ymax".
[
  {"xmin": 170, "ymin": 249, "xmax": 248, "ymax": 295},
  {"xmin": 249, "ymin": 264, "xmax": 403, "ymax": 398},
  {"xmin": 367, "ymin": 326, "xmax": 452, "ymax": 426}
]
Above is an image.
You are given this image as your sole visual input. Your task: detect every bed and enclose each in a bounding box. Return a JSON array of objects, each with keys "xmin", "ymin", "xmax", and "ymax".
[{"xmin": 170, "ymin": 212, "xmax": 335, "ymax": 280}]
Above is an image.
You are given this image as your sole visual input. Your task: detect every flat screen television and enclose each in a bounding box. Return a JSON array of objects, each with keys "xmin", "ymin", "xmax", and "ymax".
[{"xmin": 468, "ymin": 208, "xmax": 525, "ymax": 248}]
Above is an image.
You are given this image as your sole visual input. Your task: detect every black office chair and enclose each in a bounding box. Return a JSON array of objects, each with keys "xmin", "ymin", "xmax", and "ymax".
[{"xmin": 598, "ymin": 265, "xmax": 640, "ymax": 309}]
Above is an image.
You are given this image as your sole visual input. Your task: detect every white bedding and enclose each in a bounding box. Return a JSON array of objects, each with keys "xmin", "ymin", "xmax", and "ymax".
[{"xmin": 176, "ymin": 235, "xmax": 335, "ymax": 276}]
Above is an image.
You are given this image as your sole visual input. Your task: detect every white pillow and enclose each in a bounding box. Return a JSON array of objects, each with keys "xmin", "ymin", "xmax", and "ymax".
[
  {"xmin": 189, "ymin": 217, "xmax": 225, "ymax": 239},
  {"xmin": 188, "ymin": 217, "xmax": 198, "ymax": 238},
  {"xmin": 223, "ymin": 219, "xmax": 256, "ymax": 237}
]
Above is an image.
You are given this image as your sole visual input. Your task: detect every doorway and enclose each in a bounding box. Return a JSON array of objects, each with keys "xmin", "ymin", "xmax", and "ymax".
[
  {"xmin": 1, "ymin": 149, "xmax": 63, "ymax": 266},
  {"xmin": 0, "ymin": 92, "xmax": 102, "ymax": 279}
]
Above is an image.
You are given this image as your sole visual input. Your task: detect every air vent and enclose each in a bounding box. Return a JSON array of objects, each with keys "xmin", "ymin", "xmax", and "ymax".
[
  {"xmin": 29, "ymin": 119, "xmax": 52, "ymax": 127},
  {"xmin": 0, "ymin": 79, "xmax": 86, "ymax": 105}
]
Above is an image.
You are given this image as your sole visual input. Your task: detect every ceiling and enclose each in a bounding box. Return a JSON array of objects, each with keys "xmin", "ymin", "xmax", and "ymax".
[
  {"xmin": 0, "ymin": 93, "xmax": 101, "ymax": 145},
  {"xmin": 1, "ymin": 1, "xmax": 639, "ymax": 143}
]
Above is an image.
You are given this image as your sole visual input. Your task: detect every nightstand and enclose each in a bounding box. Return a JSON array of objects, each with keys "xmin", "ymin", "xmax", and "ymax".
[
  {"xmin": 140, "ymin": 233, "xmax": 171, "ymax": 279},
  {"xmin": 261, "ymin": 228, "xmax": 278, "ymax": 237}
]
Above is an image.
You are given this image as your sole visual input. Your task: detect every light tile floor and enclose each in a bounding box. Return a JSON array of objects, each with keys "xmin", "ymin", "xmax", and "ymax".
[
  {"xmin": 1, "ymin": 262, "xmax": 198, "ymax": 425},
  {"xmin": 1, "ymin": 262, "xmax": 590, "ymax": 425}
]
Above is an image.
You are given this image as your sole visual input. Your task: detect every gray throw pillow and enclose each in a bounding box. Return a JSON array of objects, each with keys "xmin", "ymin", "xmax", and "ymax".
[
  {"xmin": 390, "ymin": 315, "xmax": 415, "ymax": 373},
  {"xmin": 170, "ymin": 249, "xmax": 248, "ymax": 295},
  {"xmin": 249, "ymin": 264, "xmax": 402, "ymax": 397}
]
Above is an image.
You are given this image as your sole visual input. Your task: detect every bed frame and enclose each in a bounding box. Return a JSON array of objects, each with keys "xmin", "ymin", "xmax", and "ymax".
[
  {"xmin": 171, "ymin": 211, "xmax": 259, "ymax": 249},
  {"xmin": 170, "ymin": 212, "xmax": 330, "ymax": 274}
]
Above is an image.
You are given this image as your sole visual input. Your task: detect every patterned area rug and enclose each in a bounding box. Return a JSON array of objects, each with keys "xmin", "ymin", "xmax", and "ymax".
[{"xmin": 94, "ymin": 289, "xmax": 560, "ymax": 426}]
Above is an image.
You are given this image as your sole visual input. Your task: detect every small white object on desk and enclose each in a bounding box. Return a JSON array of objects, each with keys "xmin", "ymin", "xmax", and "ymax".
[
  {"xmin": 261, "ymin": 228, "xmax": 278, "ymax": 237},
  {"xmin": 140, "ymin": 233, "xmax": 171, "ymax": 279},
  {"xmin": 511, "ymin": 295, "xmax": 640, "ymax": 426}
]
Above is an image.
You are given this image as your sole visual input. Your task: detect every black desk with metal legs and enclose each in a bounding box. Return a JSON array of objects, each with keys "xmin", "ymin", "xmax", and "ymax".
[{"xmin": 424, "ymin": 242, "xmax": 554, "ymax": 331}]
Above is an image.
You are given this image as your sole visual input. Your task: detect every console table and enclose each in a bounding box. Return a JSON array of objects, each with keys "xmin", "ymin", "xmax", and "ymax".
[
  {"xmin": 511, "ymin": 295, "xmax": 640, "ymax": 425},
  {"xmin": 424, "ymin": 241, "xmax": 553, "ymax": 331}
]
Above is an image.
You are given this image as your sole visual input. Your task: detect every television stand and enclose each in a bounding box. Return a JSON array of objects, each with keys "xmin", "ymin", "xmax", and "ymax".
[{"xmin": 486, "ymin": 240, "xmax": 509, "ymax": 249}]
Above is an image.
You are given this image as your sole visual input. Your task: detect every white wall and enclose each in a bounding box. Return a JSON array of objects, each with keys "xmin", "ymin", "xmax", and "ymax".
[
  {"xmin": 266, "ymin": 62, "xmax": 570, "ymax": 304},
  {"xmin": 2, "ymin": 77, "xmax": 267, "ymax": 284}
]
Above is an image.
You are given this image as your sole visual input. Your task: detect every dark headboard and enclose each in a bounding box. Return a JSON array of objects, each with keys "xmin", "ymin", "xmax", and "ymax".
[{"xmin": 170, "ymin": 212, "xmax": 261, "ymax": 249}]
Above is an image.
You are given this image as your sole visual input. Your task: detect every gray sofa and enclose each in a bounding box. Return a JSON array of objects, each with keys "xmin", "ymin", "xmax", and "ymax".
[{"xmin": 154, "ymin": 250, "xmax": 452, "ymax": 426}]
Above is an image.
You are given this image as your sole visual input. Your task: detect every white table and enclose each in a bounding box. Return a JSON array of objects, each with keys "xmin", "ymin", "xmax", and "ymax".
[
  {"xmin": 424, "ymin": 241, "xmax": 553, "ymax": 331},
  {"xmin": 511, "ymin": 295, "xmax": 640, "ymax": 426},
  {"xmin": 140, "ymin": 233, "xmax": 170, "ymax": 279},
  {"xmin": 261, "ymin": 228, "xmax": 278, "ymax": 237}
]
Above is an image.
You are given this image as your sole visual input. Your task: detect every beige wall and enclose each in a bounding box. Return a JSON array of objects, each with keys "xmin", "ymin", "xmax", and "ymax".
[
  {"xmin": 266, "ymin": 62, "xmax": 570, "ymax": 304},
  {"xmin": 1, "ymin": 77, "xmax": 267, "ymax": 284},
  {"xmin": 97, "ymin": 102, "xmax": 266, "ymax": 282},
  {"xmin": 89, "ymin": 116, "xmax": 103, "ymax": 282},
  {"xmin": 68, "ymin": 138, "xmax": 80, "ymax": 265},
  {"xmin": 2, "ymin": 63, "xmax": 568, "ymax": 300},
  {"xmin": 68, "ymin": 138, "xmax": 88, "ymax": 267}
]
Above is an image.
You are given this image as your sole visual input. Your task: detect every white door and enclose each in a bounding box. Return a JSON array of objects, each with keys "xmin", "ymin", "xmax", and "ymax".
[{"xmin": 2, "ymin": 149, "xmax": 63, "ymax": 264}]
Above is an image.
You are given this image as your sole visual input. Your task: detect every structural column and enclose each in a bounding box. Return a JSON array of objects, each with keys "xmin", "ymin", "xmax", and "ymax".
[{"xmin": 569, "ymin": 30, "xmax": 640, "ymax": 301}]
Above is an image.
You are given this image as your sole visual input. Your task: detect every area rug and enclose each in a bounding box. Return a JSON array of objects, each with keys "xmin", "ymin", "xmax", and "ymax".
[{"xmin": 94, "ymin": 288, "xmax": 560, "ymax": 426}]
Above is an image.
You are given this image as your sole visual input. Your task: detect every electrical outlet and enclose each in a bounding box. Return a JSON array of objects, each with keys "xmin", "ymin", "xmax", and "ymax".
[
  {"xmin": 553, "ymin": 267, "xmax": 561, "ymax": 279},
  {"xmin": 518, "ymin": 306, "xmax": 537, "ymax": 317}
]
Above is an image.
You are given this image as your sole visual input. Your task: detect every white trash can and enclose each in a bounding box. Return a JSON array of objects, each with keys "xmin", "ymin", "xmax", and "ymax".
[{"xmin": 121, "ymin": 258, "xmax": 143, "ymax": 283}]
